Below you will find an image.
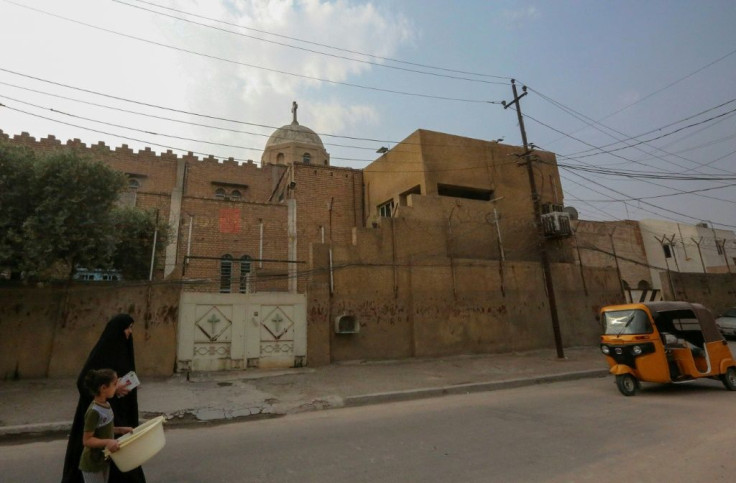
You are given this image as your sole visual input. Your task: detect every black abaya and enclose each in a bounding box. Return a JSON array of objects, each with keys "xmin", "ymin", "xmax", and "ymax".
[{"xmin": 61, "ymin": 314, "xmax": 146, "ymax": 483}]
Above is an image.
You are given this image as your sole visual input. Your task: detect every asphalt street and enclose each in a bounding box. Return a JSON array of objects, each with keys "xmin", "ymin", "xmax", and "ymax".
[{"xmin": 3, "ymin": 376, "xmax": 736, "ymax": 482}]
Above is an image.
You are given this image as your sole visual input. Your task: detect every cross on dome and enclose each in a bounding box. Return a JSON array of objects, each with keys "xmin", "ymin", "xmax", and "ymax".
[{"xmin": 291, "ymin": 101, "xmax": 298, "ymax": 124}]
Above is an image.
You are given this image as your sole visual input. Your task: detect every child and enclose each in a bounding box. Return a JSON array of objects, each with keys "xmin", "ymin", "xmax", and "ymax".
[{"xmin": 78, "ymin": 369, "xmax": 133, "ymax": 483}]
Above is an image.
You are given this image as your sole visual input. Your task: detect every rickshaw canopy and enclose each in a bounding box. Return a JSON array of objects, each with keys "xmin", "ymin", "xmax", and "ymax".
[{"xmin": 614, "ymin": 301, "xmax": 723, "ymax": 343}]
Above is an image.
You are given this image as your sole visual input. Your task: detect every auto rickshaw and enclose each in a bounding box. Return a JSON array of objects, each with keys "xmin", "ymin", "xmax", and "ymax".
[{"xmin": 599, "ymin": 301, "xmax": 736, "ymax": 396}]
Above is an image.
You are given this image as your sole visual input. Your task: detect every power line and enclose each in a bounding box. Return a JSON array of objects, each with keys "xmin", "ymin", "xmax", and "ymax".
[
  {"xmin": 522, "ymin": 112, "xmax": 736, "ymax": 207},
  {"xmin": 523, "ymin": 109, "xmax": 736, "ymax": 175},
  {"xmin": 555, "ymin": 162, "xmax": 736, "ymax": 181},
  {"xmin": 521, "ymin": 85, "xmax": 736, "ymax": 190},
  {"xmin": 3, "ymin": 0, "xmax": 498, "ymax": 104},
  {"xmin": 561, "ymin": 103, "xmax": 736, "ymax": 161},
  {"xmin": 560, "ymin": 166, "xmax": 736, "ymax": 229},
  {"xmin": 0, "ymin": 80, "xmax": 384, "ymax": 152},
  {"xmin": 0, "ymin": 68, "xmax": 502, "ymax": 150},
  {"xmin": 0, "ymin": 98, "xmax": 529, "ymax": 173},
  {"xmin": 542, "ymin": 141, "xmax": 736, "ymax": 206},
  {"xmin": 113, "ymin": 0, "xmax": 510, "ymax": 86},
  {"xmin": 569, "ymin": 183, "xmax": 736, "ymax": 203},
  {"xmin": 532, "ymin": 87, "xmax": 736, "ymax": 175},
  {"xmin": 523, "ymin": 46, "xmax": 736, "ymax": 147},
  {"xmin": 119, "ymin": 0, "xmax": 510, "ymax": 81},
  {"xmin": 555, "ymin": 95, "xmax": 736, "ymax": 158}
]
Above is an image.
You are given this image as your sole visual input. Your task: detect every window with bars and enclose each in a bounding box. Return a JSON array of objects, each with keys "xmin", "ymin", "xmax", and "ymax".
[
  {"xmin": 220, "ymin": 254, "xmax": 233, "ymax": 293},
  {"xmin": 378, "ymin": 200, "xmax": 394, "ymax": 218}
]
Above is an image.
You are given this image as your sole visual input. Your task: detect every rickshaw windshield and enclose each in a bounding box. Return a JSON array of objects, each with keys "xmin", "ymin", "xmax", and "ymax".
[{"xmin": 602, "ymin": 309, "xmax": 653, "ymax": 335}]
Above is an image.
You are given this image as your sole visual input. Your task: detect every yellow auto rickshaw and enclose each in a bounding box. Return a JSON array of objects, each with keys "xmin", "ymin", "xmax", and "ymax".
[{"xmin": 599, "ymin": 301, "xmax": 736, "ymax": 396}]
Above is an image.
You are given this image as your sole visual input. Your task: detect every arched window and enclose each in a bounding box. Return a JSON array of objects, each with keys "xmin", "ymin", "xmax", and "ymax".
[
  {"xmin": 239, "ymin": 255, "xmax": 252, "ymax": 294},
  {"xmin": 277, "ymin": 153, "xmax": 285, "ymax": 164},
  {"xmin": 230, "ymin": 190, "xmax": 242, "ymax": 200},
  {"xmin": 302, "ymin": 153, "xmax": 311, "ymax": 164},
  {"xmin": 215, "ymin": 188, "xmax": 226, "ymax": 199},
  {"xmin": 637, "ymin": 280, "xmax": 651, "ymax": 290},
  {"xmin": 220, "ymin": 254, "xmax": 233, "ymax": 293},
  {"xmin": 128, "ymin": 178, "xmax": 140, "ymax": 189}
]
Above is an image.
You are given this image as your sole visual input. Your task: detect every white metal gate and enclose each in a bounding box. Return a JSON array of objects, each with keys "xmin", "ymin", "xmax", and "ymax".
[{"xmin": 177, "ymin": 292, "xmax": 306, "ymax": 372}]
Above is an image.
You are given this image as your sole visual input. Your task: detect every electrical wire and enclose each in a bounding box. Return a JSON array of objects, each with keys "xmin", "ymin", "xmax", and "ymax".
[
  {"xmin": 0, "ymin": 68, "xmax": 501, "ymax": 149},
  {"xmin": 0, "ymin": 98, "xmax": 530, "ymax": 173},
  {"xmin": 113, "ymin": 0, "xmax": 510, "ymax": 86},
  {"xmin": 3, "ymin": 0, "xmax": 499, "ymax": 104},
  {"xmin": 119, "ymin": 0, "xmax": 510, "ymax": 81},
  {"xmin": 570, "ymin": 182, "xmax": 736, "ymax": 202},
  {"xmin": 521, "ymin": 46, "xmax": 736, "ymax": 147},
  {"xmin": 561, "ymin": 104, "xmax": 736, "ymax": 161},
  {"xmin": 560, "ymin": 166, "xmax": 736, "ymax": 229}
]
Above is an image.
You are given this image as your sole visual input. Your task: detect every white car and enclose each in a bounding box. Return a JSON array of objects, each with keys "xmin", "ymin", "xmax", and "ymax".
[{"xmin": 716, "ymin": 307, "xmax": 736, "ymax": 338}]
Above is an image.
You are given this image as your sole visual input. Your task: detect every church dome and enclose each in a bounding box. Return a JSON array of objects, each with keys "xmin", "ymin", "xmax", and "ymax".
[
  {"xmin": 265, "ymin": 121, "xmax": 325, "ymax": 149},
  {"xmin": 261, "ymin": 102, "xmax": 330, "ymax": 167}
]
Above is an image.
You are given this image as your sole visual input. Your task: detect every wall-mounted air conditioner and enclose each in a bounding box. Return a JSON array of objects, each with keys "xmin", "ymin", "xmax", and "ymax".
[
  {"xmin": 335, "ymin": 315, "xmax": 359, "ymax": 334},
  {"xmin": 541, "ymin": 212, "xmax": 572, "ymax": 238}
]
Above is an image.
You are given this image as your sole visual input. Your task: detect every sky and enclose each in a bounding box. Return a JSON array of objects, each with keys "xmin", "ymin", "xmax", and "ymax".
[{"xmin": 1, "ymin": 0, "xmax": 735, "ymax": 232}]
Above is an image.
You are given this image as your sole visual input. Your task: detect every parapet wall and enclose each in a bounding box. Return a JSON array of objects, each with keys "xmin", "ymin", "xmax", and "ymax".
[{"xmin": 1, "ymin": 129, "xmax": 257, "ymax": 166}]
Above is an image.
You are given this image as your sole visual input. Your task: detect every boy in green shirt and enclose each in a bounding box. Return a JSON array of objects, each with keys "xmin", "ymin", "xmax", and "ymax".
[{"xmin": 79, "ymin": 369, "xmax": 133, "ymax": 482}]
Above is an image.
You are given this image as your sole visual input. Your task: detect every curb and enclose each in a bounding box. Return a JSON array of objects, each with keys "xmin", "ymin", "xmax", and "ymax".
[
  {"xmin": 0, "ymin": 421, "xmax": 72, "ymax": 439},
  {"xmin": 344, "ymin": 369, "xmax": 609, "ymax": 407},
  {"xmin": 0, "ymin": 370, "xmax": 608, "ymax": 439}
]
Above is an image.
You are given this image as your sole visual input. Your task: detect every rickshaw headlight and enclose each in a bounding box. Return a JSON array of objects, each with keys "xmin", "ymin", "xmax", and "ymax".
[
  {"xmin": 632, "ymin": 345, "xmax": 642, "ymax": 355},
  {"xmin": 601, "ymin": 345, "xmax": 610, "ymax": 355}
]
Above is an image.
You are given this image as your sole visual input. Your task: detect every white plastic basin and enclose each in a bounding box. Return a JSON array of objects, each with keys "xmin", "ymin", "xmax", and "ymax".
[{"xmin": 104, "ymin": 416, "xmax": 166, "ymax": 472}]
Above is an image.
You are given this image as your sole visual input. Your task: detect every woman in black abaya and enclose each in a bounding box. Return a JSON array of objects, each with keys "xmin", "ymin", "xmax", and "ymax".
[{"xmin": 61, "ymin": 313, "xmax": 146, "ymax": 483}]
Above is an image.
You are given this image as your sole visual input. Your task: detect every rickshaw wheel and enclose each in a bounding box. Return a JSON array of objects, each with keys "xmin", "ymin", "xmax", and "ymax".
[
  {"xmin": 615, "ymin": 374, "xmax": 638, "ymax": 396},
  {"xmin": 721, "ymin": 367, "xmax": 736, "ymax": 391}
]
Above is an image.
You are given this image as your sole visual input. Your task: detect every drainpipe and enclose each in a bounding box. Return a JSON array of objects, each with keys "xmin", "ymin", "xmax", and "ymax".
[
  {"xmin": 259, "ymin": 219, "xmax": 264, "ymax": 268},
  {"xmin": 288, "ymin": 199, "xmax": 297, "ymax": 294},
  {"xmin": 329, "ymin": 247, "xmax": 334, "ymax": 295},
  {"xmin": 149, "ymin": 209, "xmax": 159, "ymax": 281},
  {"xmin": 328, "ymin": 197, "xmax": 334, "ymax": 242},
  {"xmin": 493, "ymin": 207, "xmax": 505, "ymax": 262},
  {"xmin": 572, "ymin": 226, "xmax": 588, "ymax": 296}
]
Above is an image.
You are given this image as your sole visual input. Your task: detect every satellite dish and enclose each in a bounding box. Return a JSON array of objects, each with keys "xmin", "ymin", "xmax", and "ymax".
[{"xmin": 563, "ymin": 206, "xmax": 579, "ymax": 220}]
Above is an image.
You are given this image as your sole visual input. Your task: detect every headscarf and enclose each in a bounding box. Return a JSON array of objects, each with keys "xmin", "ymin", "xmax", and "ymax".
[{"xmin": 76, "ymin": 313, "xmax": 136, "ymax": 393}]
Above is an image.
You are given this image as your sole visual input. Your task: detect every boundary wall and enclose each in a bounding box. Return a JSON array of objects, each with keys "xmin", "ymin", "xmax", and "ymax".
[
  {"xmin": 0, "ymin": 282, "xmax": 180, "ymax": 379},
  {"xmin": 307, "ymin": 243, "xmax": 624, "ymax": 365},
  {"xmin": 659, "ymin": 272, "xmax": 736, "ymax": 315}
]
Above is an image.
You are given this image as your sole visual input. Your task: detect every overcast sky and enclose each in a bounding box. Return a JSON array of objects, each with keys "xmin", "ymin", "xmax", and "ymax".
[{"xmin": 1, "ymin": 0, "xmax": 735, "ymax": 231}]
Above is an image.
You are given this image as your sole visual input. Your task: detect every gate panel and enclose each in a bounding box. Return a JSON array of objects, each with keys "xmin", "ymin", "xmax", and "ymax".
[
  {"xmin": 259, "ymin": 305, "xmax": 296, "ymax": 368},
  {"xmin": 192, "ymin": 305, "xmax": 233, "ymax": 371}
]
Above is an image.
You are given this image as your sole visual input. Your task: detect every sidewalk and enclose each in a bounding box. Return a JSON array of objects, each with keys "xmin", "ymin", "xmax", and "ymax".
[{"xmin": 0, "ymin": 346, "xmax": 607, "ymax": 438}]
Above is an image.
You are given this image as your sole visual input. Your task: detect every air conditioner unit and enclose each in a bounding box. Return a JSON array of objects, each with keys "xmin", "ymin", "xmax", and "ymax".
[
  {"xmin": 541, "ymin": 203, "xmax": 564, "ymax": 215},
  {"xmin": 541, "ymin": 212, "xmax": 572, "ymax": 237},
  {"xmin": 335, "ymin": 315, "xmax": 359, "ymax": 334}
]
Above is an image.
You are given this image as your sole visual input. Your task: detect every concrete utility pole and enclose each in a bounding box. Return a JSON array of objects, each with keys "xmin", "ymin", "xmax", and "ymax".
[{"xmin": 503, "ymin": 79, "xmax": 565, "ymax": 359}]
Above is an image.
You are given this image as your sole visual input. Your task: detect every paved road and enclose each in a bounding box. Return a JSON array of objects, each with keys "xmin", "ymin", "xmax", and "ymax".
[{"xmin": 3, "ymin": 375, "xmax": 736, "ymax": 482}]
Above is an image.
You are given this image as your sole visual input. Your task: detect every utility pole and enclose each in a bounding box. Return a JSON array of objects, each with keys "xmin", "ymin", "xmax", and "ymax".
[{"xmin": 503, "ymin": 79, "xmax": 565, "ymax": 359}]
